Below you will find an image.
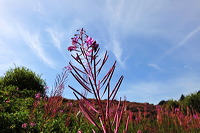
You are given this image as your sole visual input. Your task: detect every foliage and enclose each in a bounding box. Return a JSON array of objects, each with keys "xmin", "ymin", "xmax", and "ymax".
[
  {"xmin": 1, "ymin": 66, "xmax": 46, "ymax": 97},
  {"xmin": 159, "ymin": 91, "xmax": 200, "ymax": 114},
  {"xmin": 183, "ymin": 91, "xmax": 200, "ymax": 113},
  {"xmin": 168, "ymin": 99, "xmax": 179, "ymax": 108},
  {"xmin": 0, "ymin": 85, "xmax": 35, "ymax": 132}
]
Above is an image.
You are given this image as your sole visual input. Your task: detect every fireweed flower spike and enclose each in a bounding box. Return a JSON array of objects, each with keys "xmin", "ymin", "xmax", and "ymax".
[{"xmin": 68, "ymin": 29, "xmax": 128, "ymax": 132}]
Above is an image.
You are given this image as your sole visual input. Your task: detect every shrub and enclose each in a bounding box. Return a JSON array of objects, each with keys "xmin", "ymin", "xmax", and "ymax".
[
  {"xmin": 177, "ymin": 91, "xmax": 200, "ymax": 113},
  {"xmin": 1, "ymin": 66, "xmax": 46, "ymax": 97},
  {"xmin": 187, "ymin": 92, "xmax": 200, "ymax": 113},
  {"xmin": 165, "ymin": 99, "xmax": 179, "ymax": 109},
  {"xmin": 0, "ymin": 85, "xmax": 35, "ymax": 132}
]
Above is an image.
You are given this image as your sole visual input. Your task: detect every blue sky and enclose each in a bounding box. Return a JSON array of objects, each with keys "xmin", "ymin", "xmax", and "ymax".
[{"xmin": 1, "ymin": 0, "xmax": 200, "ymax": 104}]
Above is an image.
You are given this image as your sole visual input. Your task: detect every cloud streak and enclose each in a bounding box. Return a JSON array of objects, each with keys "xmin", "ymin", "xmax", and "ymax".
[
  {"xmin": 147, "ymin": 63, "xmax": 162, "ymax": 71},
  {"xmin": 46, "ymin": 28, "xmax": 63, "ymax": 52},
  {"xmin": 179, "ymin": 26, "xmax": 200, "ymax": 47},
  {"xmin": 23, "ymin": 31, "xmax": 56, "ymax": 69},
  {"xmin": 157, "ymin": 26, "xmax": 200, "ymax": 62}
]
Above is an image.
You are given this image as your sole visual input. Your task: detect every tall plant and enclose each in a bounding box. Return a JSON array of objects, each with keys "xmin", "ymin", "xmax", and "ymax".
[
  {"xmin": 68, "ymin": 29, "xmax": 129, "ymax": 133},
  {"xmin": 27, "ymin": 68, "xmax": 69, "ymax": 132}
]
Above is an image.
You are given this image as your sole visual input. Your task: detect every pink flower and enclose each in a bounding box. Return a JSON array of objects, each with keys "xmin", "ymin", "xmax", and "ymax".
[
  {"xmin": 35, "ymin": 93, "xmax": 40, "ymax": 99},
  {"xmin": 60, "ymin": 110, "xmax": 63, "ymax": 113},
  {"xmin": 175, "ymin": 108, "xmax": 180, "ymax": 112},
  {"xmin": 30, "ymin": 123, "xmax": 36, "ymax": 126},
  {"xmin": 86, "ymin": 37, "xmax": 94, "ymax": 47},
  {"xmin": 5, "ymin": 100, "xmax": 10, "ymax": 103},
  {"xmin": 22, "ymin": 123, "xmax": 27, "ymax": 128},
  {"xmin": 69, "ymin": 102, "xmax": 73, "ymax": 107},
  {"xmin": 53, "ymin": 109, "xmax": 57, "ymax": 113},
  {"xmin": 193, "ymin": 114, "xmax": 198, "ymax": 119},
  {"xmin": 137, "ymin": 130, "xmax": 142, "ymax": 133},
  {"xmin": 72, "ymin": 37, "xmax": 78, "ymax": 46},
  {"xmin": 68, "ymin": 46, "xmax": 77, "ymax": 51}
]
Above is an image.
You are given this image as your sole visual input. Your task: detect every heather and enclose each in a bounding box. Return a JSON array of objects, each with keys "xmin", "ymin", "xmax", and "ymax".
[{"xmin": 0, "ymin": 29, "xmax": 200, "ymax": 132}]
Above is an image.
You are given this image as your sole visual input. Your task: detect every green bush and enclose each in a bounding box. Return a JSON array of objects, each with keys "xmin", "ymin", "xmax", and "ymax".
[
  {"xmin": 0, "ymin": 66, "xmax": 46, "ymax": 97},
  {"xmin": 0, "ymin": 85, "xmax": 35, "ymax": 132},
  {"xmin": 186, "ymin": 91, "xmax": 200, "ymax": 113},
  {"xmin": 165, "ymin": 99, "xmax": 179, "ymax": 109}
]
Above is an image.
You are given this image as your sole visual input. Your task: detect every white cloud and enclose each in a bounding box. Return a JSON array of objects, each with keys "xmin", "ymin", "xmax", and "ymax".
[
  {"xmin": 46, "ymin": 28, "xmax": 63, "ymax": 51},
  {"xmin": 102, "ymin": 1, "xmax": 200, "ymax": 66},
  {"xmin": 103, "ymin": 0, "xmax": 134, "ymax": 68},
  {"xmin": 167, "ymin": 26, "xmax": 200, "ymax": 56},
  {"xmin": 147, "ymin": 63, "xmax": 162, "ymax": 71},
  {"xmin": 156, "ymin": 26, "xmax": 200, "ymax": 62},
  {"xmin": 111, "ymin": 40, "xmax": 123, "ymax": 66},
  {"xmin": 23, "ymin": 32, "xmax": 56, "ymax": 69},
  {"xmin": 178, "ymin": 26, "xmax": 200, "ymax": 46},
  {"xmin": 0, "ymin": 1, "xmax": 57, "ymax": 70}
]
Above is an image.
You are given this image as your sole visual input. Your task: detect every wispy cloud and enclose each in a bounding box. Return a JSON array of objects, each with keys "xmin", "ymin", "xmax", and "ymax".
[
  {"xmin": 23, "ymin": 31, "xmax": 56, "ymax": 69},
  {"xmin": 147, "ymin": 63, "xmax": 162, "ymax": 71},
  {"xmin": 158, "ymin": 26, "xmax": 200, "ymax": 62},
  {"xmin": 46, "ymin": 28, "xmax": 63, "ymax": 52},
  {"xmin": 0, "ymin": 3, "xmax": 57, "ymax": 70},
  {"xmin": 110, "ymin": 40, "xmax": 123, "ymax": 66},
  {"xmin": 103, "ymin": 0, "xmax": 133, "ymax": 68},
  {"xmin": 178, "ymin": 26, "xmax": 200, "ymax": 47}
]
